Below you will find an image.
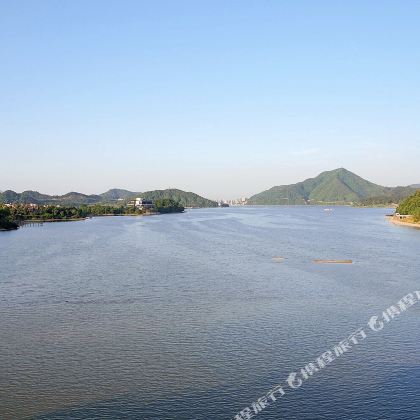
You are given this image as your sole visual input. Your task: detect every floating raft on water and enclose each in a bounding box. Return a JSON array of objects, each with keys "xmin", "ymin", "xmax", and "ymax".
[{"xmin": 313, "ymin": 259, "xmax": 353, "ymax": 264}]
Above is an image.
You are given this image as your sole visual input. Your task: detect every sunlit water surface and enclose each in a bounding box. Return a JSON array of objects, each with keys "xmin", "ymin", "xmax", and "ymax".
[{"xmin": 0, "ymin": 207, "xmax": 419, "ymax": 419}]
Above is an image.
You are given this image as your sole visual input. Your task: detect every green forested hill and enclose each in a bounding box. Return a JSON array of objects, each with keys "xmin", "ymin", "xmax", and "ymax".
[
  {"xmin": 0, "ymin": 190, "xmax": 52, "ymax": 204},
  {"xmin": 0, "ymin": 190, "xmax": 102, "ymax": 205},
  {"xmin": 56, "ymin": 192, "xmax": 103, "ymax": 205},
  {"xmin": 0, "ymin": 188, "xmax": 216, "ymax": 208},
  {"xmin": 248, "ymin": 168, "xmax": 415, "ymax": 205},
  {"xmin": 100, "ymin": 189, "xmax": 136, "ymax": 201},
  {"xmin": 358, "ymin": 186, "xmax": 418, "ymax": 206},
  {"xmin": 397, "ymin": 190, "xmax": 420, "ymax": 219},
  {"xmin": 100, "ymin": 188, "xmax": 217, "ymax": 207},
  {"xmin": 139, "ymin": 189, "xmax": 217, "ymax": 208}
]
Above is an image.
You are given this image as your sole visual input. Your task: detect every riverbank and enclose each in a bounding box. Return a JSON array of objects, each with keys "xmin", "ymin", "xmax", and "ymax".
[
  {"xmin": 23, "ymin": 217, "xmax": 88, "ymax": 223},
  {"xmin": 0, "ymin": 212, "xmax": 169, "ymax": 231},
  {"xmin": 92, "ymin": 212, "xmax": 159, "ymax": 217},
  {"xmin": 387, "ymin": 215, "xmax": 420, "ymax": 229},
  {"xmin": 0, "ymin": 221, "xmax": 19, "ymax": 231},
  {"xmin": 22, "ymin": 213, "xmax": 159, "ymax": 223}
]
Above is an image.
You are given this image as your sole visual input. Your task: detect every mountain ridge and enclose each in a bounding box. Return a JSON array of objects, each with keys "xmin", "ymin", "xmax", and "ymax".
[
  {"xmin": 1, "ymin": 170, "xmax": 417, "ymax": 207},
  {"xmin": 0, "ymin": 188, "xmax": 217, "ymax": 208},
  {"xmin": 247, "ymin": 168, "xmax": 416, "ymax": 205}
]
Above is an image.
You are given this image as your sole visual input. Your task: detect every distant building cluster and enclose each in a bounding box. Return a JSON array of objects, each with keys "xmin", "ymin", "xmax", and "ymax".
[{"xmin": 127, "ymin": 197, "xmax": 154, "ymax": 210}]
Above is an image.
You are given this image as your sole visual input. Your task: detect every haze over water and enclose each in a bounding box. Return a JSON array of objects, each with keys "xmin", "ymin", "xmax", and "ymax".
[{"xmin": 1, "ymin": 207, "xmax": 419, "ymax": 419}]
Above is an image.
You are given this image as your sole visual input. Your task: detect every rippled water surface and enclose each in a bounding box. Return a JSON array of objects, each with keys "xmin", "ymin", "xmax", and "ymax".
[{"xmin": 0, "ymin": 207, "xmax": 419, "ymax": 419}]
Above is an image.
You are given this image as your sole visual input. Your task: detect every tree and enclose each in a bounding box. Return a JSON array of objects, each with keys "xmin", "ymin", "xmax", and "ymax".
[
  {"xmin": 397, "ymin": 190, "xmax": 420, "ymax": 221},
  {"xmin": 154, "ymin": 199, "xmax": 184, "ymax": 213}
]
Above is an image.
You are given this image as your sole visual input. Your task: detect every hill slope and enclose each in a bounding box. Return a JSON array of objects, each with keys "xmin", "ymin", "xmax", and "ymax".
[
  {"xmin": 138, "ymin": 189, "xmax": 217, "ymax": 208},
  {"xmin": 397, "ymin": 190, "xmax": 420, "ymax": 219},
  {"xmin": 0, "ymin": 190, "xmax": 102, "ymax": 205},
  {"xmin": 0, "ymin": 188, "xmax": 217, "ymax": 208},
  {"xmin": 100, "ymin": 189, "xmax": 136, "ymax": 201},
  {"xmin": 0, "ymin": 190, "xmax": 52, "ymax": 204},
  {"xmin": 248, "ymin": 168, "xmax": 415, "ymax": 205}
]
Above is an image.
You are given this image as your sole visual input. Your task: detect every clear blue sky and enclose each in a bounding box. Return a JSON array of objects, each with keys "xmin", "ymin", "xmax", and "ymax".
[{"xmin": 1, "ymin": 1, "xmax": 419, "ymax": 199}]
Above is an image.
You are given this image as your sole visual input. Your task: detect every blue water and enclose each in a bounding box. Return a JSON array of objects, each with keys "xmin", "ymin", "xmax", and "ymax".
[{"xmin": 0, "ymin": 206, "xmax": 419, "ymax": 419}]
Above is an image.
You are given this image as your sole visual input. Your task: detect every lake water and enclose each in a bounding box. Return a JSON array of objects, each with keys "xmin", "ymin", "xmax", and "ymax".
[{"xmin": 0, "ymin": 206, "xmax": 419, "ymax": 419}]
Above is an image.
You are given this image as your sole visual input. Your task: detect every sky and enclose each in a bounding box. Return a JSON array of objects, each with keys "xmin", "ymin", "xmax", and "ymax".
[{"xmin": 1, "ymin": 1, "xmax": 420, "ymax": 199}]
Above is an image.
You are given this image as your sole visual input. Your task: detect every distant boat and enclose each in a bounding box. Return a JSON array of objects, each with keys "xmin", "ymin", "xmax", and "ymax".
[{"xmin": 324, "ymin": 208, "xmax": 333, "ymax": 211}]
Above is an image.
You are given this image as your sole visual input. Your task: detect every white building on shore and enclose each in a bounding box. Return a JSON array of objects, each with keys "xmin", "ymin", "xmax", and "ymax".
[{"xmin": 127, "ymin": 197, "xmax": 154, "ymax": 210}]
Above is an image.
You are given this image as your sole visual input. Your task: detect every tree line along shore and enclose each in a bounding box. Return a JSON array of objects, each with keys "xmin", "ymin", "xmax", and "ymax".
[
  {"xmin": 390, "ymin": 190, "xmax": 420, "ymax": 227},
  {"xmin": 0, "ymin": 199, "xmax": 184, "ymax": 231}
]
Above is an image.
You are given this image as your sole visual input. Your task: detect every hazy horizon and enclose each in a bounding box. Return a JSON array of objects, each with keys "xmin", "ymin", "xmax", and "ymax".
[
  {"xmin": 1, "ymin": 166, "xmax": 419, "ymax": 201},
  {"xmin": 1, "ymin": 1, "xmax": 420, "ymax": 198}
]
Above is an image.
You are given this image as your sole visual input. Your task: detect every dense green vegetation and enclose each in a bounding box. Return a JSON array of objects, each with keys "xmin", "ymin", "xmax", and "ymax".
[
  {"xmin": 99, "ymin": 189, "xmax": 135, "ymax": 201},
  {"xmin": 79, "ymin": 204, "xmax": 143, "ymax": 216},
  {"xmin": 135, "ymin": 189, "xmax": 217, "ymax": 208},
  {"xmin": 5, "ymin": 205, "xmax": 90, "ymax": 222},
  {"xmin": 0, "ymin": 207, "xmax": 19, "ymax": 230},
  {"xmin": 397, "ymin": 190, "xmax": 420, "ymax": 221},
  {"xmin": 0, "ymin": 197, "xmax": 185, "ymax": 230},
  {"xmin": 357, "ymin": 186, "xmax": 417, "ymax": 207},
  {"xmin": 1, "ymin": 204, "xmax": 147, "ymax": 223},
  {"xmin": 247, "ymin": 168, "xmax": 415, "ymax": 205},
  {"xmin": 154, "ymin": 199, "xmax": 185, "ymax": 213},
  {"xmin": 0, "ymin": 190, "xmax": 102, "ymax": 205}
]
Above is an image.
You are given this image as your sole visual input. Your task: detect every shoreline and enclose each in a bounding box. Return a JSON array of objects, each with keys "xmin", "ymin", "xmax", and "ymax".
[
  {"xmin": 387, "ymin": 215, "xmax": 420, "ymax": 229},
  {"xmin": 92, "ymin": 212, "xmax": 159, "ymax": 217},
  {"xmin": 19, "ymin": 212, "xmax": 163, "ymax": 225},
  {"xmin": 23, "ymin": 218, "xmax": 87, "ymax": 223},
  {"xmin": 1, "ymin": 211, "xmax": 178, "ymax": 231},
  {"xmin": 22, "ymin": 213, "xmax": 159, "ymax": 224}
]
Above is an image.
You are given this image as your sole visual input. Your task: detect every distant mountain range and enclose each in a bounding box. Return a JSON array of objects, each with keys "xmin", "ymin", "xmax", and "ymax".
[
  {"xmin": 0, "ymin": 188, "xmax": 217, "ymax": 208},
  {"xmin": 247, "ymin": 168, "xmax": 417, "ymax": 205},
  {"xmin": 1, "ymin": 170, "xmax": 418, "ymax": 208}
]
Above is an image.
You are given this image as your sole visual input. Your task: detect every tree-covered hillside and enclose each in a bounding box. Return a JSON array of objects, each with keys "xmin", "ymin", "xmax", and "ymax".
[
  {"xmin": 397, "ymin": 190, "xmax": 420, "ymax": 221},
  {"xmin": 0, "ymin": 190, "xmax": 102, "ymax": 205},
  {"xmin": 99, "ymin": 189, "xmax": 136, "ymax": 201},
  {"xmin": 0, "ymin": 190, "xmax": 52, "ymax": 204},
  {"xmin": 0, "ymin": 188, "xmax": 216, "ymax": 208},
  {"xmin": 138, "ymin": 189, "xmax": 217, "ymax": 208},
  {"xmin": 358, "ymin": 186, "xmax": 417, "ymax": 206},
  {"xmin": 248, "ymin": 168, "xmax": 415, "ymax": 205}
]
